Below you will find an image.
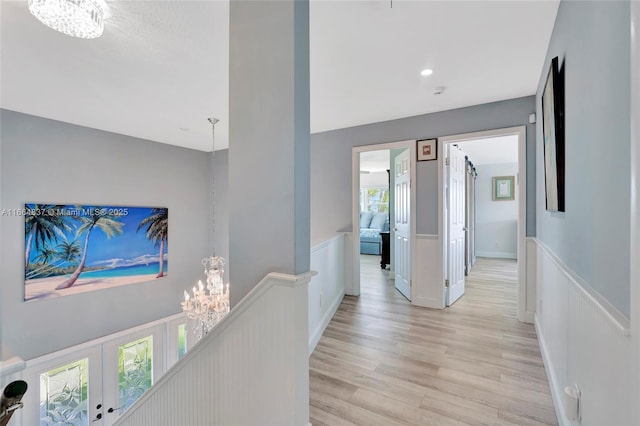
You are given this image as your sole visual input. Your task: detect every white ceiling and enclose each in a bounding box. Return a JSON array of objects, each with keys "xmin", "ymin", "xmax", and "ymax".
[
  {"xmin": 0, "ymin": 0, "xmax": 559, "ymax": 152},
  {"xmin": 456, "ymin": 135, "xmax": 518, "ymax": 166}
]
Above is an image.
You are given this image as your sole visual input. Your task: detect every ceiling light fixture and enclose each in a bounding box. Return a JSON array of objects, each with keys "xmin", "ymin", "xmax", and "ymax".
[
  {"xmin": 433, "ymin": 86, "xmax": 446, "ymax": 95},
  {"xmin": 420, "ymin": 69, "xmax": 434, "ymax": 76},
  {"xmin": 28, "ymin": 0, "xmax": 105, "ymax": 39},
  {"xmin": 181, "ymin": 117, "xmax": 230, "ymax": 340}
]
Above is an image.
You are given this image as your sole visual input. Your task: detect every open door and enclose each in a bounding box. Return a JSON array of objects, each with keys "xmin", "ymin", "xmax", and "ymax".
[
  {"xmin": 447, "ymin": 144, "xmax": 466, "ymax": 305},
  {"xmin": 394, "ymin": 149, "xmax": 411, "ymax": 300},
  {"xmin": 465, "ymin": 158, "xmax": 477, "ymax": 275}
]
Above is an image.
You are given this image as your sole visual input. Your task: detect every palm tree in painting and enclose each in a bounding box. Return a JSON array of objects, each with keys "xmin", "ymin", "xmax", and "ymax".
[
  {"xmin": 56, "ymin": 239, "xmax": 81, "ymax": 267},
  {"xmin": 26, "ymin": 238, "xmax": 81, "ymax": 280},
  {"xmin": 35, "ymin": 245, "xmax": 57, "ymax": 266},
  {"xmin": 25, "ymin": 204, "xmax": 73, "ymax": 269},
  {"xmin": 56, "ymin": 211, "xmax": 124, "ymax": 290},
  {"xmin": 137, "ymin": 208, "xmax": 168, "ymax": 278}
]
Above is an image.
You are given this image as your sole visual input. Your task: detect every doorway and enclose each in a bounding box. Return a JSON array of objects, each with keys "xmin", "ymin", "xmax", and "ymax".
[
  {"xmin": 18, "ymin": 325, "xmax": 166, "ymax": 426},
  {"xmin": 438, "ymin": 126, "xmax": 527, "ymax": 320},
  {"xmin": 351, "ymin": 140, "xmax": 416, "ymax": 301}
]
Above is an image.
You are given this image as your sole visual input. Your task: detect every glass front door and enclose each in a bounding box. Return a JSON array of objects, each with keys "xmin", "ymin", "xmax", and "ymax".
[{"xmin": 101, "ymin": 325, "xmax": 163, "ymax": 425}]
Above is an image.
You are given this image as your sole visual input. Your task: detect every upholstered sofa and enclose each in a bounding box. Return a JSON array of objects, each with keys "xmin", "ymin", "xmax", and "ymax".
[{"xmin": 360, "ymin": 212, "xmax": 389, "ymax": 255}]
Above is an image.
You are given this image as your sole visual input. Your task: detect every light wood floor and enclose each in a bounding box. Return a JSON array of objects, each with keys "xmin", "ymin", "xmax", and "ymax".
[{"xmin": 309, "ymin": 256, "xmax": 557, "ymax": 426}]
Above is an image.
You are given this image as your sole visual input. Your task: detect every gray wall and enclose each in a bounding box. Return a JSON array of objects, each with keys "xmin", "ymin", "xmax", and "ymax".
[
  {"xmin": 310, "ymin": 96, "xmax": 537, "ymax": 246},
  {"xmin": 228, "ymin": 0, "xmax": 310, "ymax": 305},
  {"xmin": 535, "ymin": 1, "xmax": 631, "ymax": 316},
  {"xmin": 474, "ymin": 163, "xmax": 518, "ymax": 258},
  {"xmin": 213, "ymin": 149, "xmax": 229, "ymax": 265},
  {"xmin": 0, "ymin": 110, "xmax": 211, "ymax": 360}
]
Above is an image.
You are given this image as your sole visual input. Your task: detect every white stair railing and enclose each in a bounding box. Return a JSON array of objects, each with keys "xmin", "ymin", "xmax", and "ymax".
[{"xmin": 115, "ymin": 271, "xmax": 314, "ymax": 426}]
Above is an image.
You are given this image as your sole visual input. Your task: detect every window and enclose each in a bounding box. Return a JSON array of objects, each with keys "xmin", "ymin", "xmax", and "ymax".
[
  {"xmin": 21, "ymin": 321, "xmax": 166, "ymax": 425},
  {"xmin": 40, "ymin": 358, "xmax": 90, "ymax": 426},
  {"xmin": 118, "ymin": 336, "xmax": 153, "ymax": 412},
  {"xmin": 178, "ymin": 323, "xmax": 187, "ymax": 359},
  {"xmin": 360, "ymin": 188, "xmax": 389, "ymax": 213}
]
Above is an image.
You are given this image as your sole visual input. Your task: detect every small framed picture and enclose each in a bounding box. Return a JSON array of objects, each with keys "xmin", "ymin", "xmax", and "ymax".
[
  {"xmin": 492, "ymin": 176, "xmax": 515, "ymax": 201},
  {"xmin": 417, "ymin": 139, "xmax": 437, "ymax": 161}
]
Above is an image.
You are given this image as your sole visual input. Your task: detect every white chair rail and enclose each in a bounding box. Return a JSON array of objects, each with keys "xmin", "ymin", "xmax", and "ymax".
[{"xmin": 114, "ymin": 271, "xmax": 314, "ymax": 426}]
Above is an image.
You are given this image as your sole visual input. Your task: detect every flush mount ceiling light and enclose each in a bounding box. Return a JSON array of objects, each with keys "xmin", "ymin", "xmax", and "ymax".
[
  {"xmin": 28, "ymin": 0, "xmax": 105, "ymax": 39},
  {"xmin": 433, "ymin": 86, "xmax": 446, "ymax": 95},
  {"xmin": 420, "ymin": 69, "xmax": 434, "ymax": 76}
]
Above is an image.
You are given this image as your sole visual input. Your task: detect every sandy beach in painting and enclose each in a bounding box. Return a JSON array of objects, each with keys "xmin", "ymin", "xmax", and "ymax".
[{"xmin": 25, "ymin": 273, "xmax": 165, "ymax": 301}]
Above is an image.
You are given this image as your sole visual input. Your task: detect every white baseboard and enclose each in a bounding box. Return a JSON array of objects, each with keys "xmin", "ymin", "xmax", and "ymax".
[
  {"xmin": 476, "ymin": 251, "xmax": 517, "ymax": 259},
  {"xmin": 534, "ymin": 313, "xmax": 564, "ymax": 426},
  {"xmin": 309, "ymin": 290, "xmax": 343, "ymax": 355},
  {"xmin": 524, "ymin": 310, "xmax": 535, "ymax": 324}
]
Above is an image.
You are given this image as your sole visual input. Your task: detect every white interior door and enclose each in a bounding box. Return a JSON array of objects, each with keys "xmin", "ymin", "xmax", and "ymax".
[
  {"xmin": 447, "ymin": 144, "xmax": 466, "ymax": 305},
  {"xmin": 394, "ymin": 149, "xmax": 411, "ymax": 300}
]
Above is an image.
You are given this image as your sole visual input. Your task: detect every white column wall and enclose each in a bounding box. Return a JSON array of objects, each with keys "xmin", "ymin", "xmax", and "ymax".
[{"xmin": 228, "ymin": 1, "xmax": 311, "ymax": 305}]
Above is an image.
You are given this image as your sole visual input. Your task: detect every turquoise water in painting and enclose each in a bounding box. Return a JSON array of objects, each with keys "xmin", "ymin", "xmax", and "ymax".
[{"xmin": 80, "ymin": 261, "xmax": 168, "ymax": 278}]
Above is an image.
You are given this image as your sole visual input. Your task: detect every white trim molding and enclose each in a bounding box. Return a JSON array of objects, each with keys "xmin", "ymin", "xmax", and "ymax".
[
  {"xmin": 438, "ymin": 126, "xmax": 527, "ymax": 320},
  {"xmin": 414, "ymin": 234, "xmax": 442, "ymax": 308},
  {"xmin": 536, "ymin": 238, "xmax": 629, "ymax": 334},
  {"xmin": 0, "ymin": 356, "xmax": 26, "ymax": 385},
  {"xmin": 352, "ymin": 140, "xmax": 417, "ymax": 301},
  {"xmin": 533, "ymin": 237, "xmax": 634, "ymax": 425},
  {"xmin": 309, "ymin": 234, "xmax": 346, "ymax": 354},
  {"xmin": 525, "ymin": 237, "xmax": 537, "ymax": 324},
  {"xmin": 116, "ymin": 271, "xmax": 314, "ymax": 426}
]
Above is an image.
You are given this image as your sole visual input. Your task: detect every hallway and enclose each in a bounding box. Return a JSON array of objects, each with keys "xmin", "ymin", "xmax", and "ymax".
[{"xmin": 309, "ymin": 256, "xmax": 557, "ymax": 425}]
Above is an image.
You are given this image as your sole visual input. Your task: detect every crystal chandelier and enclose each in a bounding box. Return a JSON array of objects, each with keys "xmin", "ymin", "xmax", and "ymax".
[
  {"xmin": 182, "ymin": 257, "xmax": 229, "ymax": 338},
  {"xmin": 28, "ymin": 0, "xmax": 105, "ymax": 39},
  {"xmin": 181, "ymin": 117, "xmax": 229, "ymax": 340}
]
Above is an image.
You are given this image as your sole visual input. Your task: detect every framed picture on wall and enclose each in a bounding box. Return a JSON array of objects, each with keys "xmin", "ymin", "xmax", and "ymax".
[
  {"xmin": 24, "ymin": 204, "xmax": 168, "ymax": 301},
  {"xmin": 417, "ymin": 139, "xmax": 437, "ymax": 161},
  {"xmin": 541, "ymin": 56, "xmax": 566, "ymax": 212},
  {"xmin": 492, "ymin": 176, "xmax": 515, "ymax": 201}
]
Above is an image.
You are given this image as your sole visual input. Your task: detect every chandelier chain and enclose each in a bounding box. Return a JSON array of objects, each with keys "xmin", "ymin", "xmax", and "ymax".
[
  {"xmin": 208, "ymin": 117, "xmax": 219, "ymax": 257},
  {"xmin": 180, "ymin": 117, "xmax": 228, "ymax": 342}
]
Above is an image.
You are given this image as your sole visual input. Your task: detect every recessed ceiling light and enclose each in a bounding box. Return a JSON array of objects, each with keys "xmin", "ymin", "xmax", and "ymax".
[{"xmin": 420, "ymin": 69, "xmax": 434, "ymax": 76}]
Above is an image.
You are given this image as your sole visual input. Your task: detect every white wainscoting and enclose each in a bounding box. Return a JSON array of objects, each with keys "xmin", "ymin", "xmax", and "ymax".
[
  {"xmin": 534, "ymin": 238, "xmax": 634, "ymax": 425},
  {"xmin": 0, "ymin": 356, "xmax": 25, "ymax": 387},
  {"xmin": 116, "ymin": 272, "xmax": 313, "ymax": 426},
  {"xmin": 413, "ymin": 234, "xmax": 442, "ymax": 309},
  {"xmin": 343, "ymin": 232, "xmax": 355, "ymax": 296},
  {"xmin": 309, "ymin": 234, "xmax": 346, "ymax": 355},
  {"xmin": 525, "ymin": 237, "xmax": 537, "ymax": 323}
]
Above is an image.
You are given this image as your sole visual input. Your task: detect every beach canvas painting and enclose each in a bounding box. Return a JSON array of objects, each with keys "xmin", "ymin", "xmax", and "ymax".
[{"xmin": 24, "ymin": 204, "xmax": 168, "ymax": 301}]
